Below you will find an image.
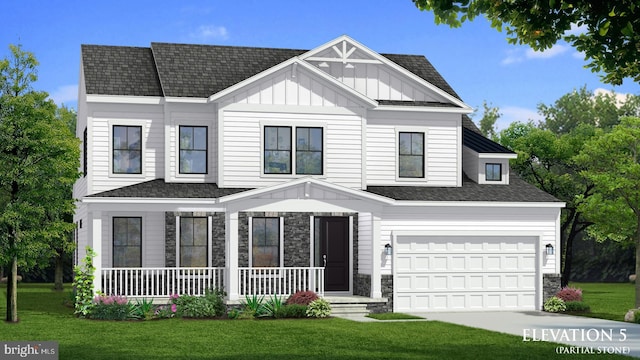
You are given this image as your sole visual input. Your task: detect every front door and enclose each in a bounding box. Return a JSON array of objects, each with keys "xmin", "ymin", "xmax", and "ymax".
[{"xmin": 316, "ymin": 217, "xmax": 349, "ymax": 292}]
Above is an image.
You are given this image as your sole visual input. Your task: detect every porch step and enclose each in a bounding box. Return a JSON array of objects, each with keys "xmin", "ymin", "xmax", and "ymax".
[{"xmin": 329, "ymin": 303, "xmax": 370, "ymax": 317}]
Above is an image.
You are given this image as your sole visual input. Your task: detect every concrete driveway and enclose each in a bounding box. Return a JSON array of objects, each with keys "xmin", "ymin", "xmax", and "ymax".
[{"xmin": 412, "ymin": 311, "xmax": 640, "ymax": 358}]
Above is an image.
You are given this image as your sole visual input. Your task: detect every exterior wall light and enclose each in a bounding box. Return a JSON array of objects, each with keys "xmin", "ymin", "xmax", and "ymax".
[
  {"xmin": 385, "ymin": 243, "xmax": 392, "ymax": 256},
  {"xmin": 545, "ymin": 243, "xmax": 554, "ymax": 256}
]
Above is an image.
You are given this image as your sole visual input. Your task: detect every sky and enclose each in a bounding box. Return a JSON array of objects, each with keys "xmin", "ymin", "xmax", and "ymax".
[{"xmin": 2, "ymin": 0, "xmax": 638, "ymax": 131}]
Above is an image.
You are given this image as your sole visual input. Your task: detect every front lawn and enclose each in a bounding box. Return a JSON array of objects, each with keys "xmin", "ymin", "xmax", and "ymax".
[
  {"xmin": 0, "ymin": 284, "xmax": 627, "ymax": 359},
  {"xmin": 570, "ymin": 282, "xmax": 635, "ymax": 321}
]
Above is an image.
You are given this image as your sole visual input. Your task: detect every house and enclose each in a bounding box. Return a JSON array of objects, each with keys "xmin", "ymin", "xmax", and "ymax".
[{"xmin": 73, "ymin": 35, "xmax": 564, "ymax": 313}]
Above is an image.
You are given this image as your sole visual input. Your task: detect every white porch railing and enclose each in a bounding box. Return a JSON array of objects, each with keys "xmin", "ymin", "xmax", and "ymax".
[
  {"xmin": 101, "ymin": 267, "xmax": 224, "ymax": 297},
  {"xmin": 238, "ymin": 267, "xmax": 325, "ymax": 297}
]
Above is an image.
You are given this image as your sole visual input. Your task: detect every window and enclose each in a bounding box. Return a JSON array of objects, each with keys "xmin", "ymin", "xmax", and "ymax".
[
  {"xmin": 179, "ymin": 126, "xmax": 207, "ymax": 174},
  {"xmin": 113, "ymin": 125, "xmax": 142, "ymax": 174},
  {"xmin": 486, "ymin": 163, "xmax": 502, "ymax": 181},
  {"xmin": 296, "ymin": 127, "xmax": 323, "ymax": 175},
  {"xmin": 113, "ymin": 217, "xmax": 141, "ymax": 267},
  {"xmin": 179, "ymin": 217, "xmax": 208, "ymax": 267},
  {"xmin": 83, "ymin": 128, "xmax": 87, "ymax": 177},
  {"xmin": 399, "ymin": 132, "xmax": 424, "ymax": 178},
  {"xmin": 251, "ymin": 218, "xmax": 280, "ymax": 267},
  {"xmin": 264, "ymin": 126, "xmax": 292, "ymax": 174}
]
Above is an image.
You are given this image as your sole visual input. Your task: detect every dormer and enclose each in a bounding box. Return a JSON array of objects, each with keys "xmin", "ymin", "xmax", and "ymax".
[{"xmin": 462, "ymin": 127, "xmax": 517, "ymax": 185}]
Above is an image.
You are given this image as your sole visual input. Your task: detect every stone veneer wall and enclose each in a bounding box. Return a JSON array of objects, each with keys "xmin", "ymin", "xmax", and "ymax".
[
  {"xmin": 543, "ymin": 273, "xmax": 562, "ymax": 306},
  {"xmin": 164, "ymin": 212, "xmax": 225, "ymax": 267}
]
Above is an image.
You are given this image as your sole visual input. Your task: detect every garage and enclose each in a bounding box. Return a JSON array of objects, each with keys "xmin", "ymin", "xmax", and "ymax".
[{"xmin": 393, "ymin": 235, "xmax": 539, "ymax": 312}]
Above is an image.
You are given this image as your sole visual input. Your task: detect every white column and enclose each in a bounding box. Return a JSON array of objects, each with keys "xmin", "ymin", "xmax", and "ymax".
[
  {"xmin": 371, "ymin": 214, "xmax": 382, "ymax": 298},
  {"xmin": 89, "ymin": 210, "xmax": 103, "ymax": 296},
  {"xmin": 226, "ymin": 211, "xmax": 239, "ymax": 300}
]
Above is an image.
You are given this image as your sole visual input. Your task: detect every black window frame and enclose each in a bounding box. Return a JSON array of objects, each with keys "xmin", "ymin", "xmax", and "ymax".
[
  {"xmin": 251, "ymin": 217, "xmax": 281, "ymax": 268},
  {"xmin": 264, "ymin": 126, "xmax": 292, "ymax": 174},
  {"xmin": 295, "ymin": 127, "xmax": 323, "ymax": 175},
  {"xmin": 112, "ymin": 217, "xmax": 142, "ymax": 267},
  {"xmin": 178, "ymin": 125, "xmax": 208, "ymax": 174},
  {"xmin": 485, "ymin": 163, "xmax": 502, "ymax": 181},
  {"xmin": 398, "ymin": 132, "xmax": 425, "ymax": 178},
  {"xmin": 179, "ymin": 217, "xmax": 208, "ymax": 267},
  {"xmin": 112, "ymin": 125, "xmax": 142, "ymax": 174}
]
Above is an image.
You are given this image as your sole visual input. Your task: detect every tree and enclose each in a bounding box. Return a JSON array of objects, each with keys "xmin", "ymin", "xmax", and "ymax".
[
  {"xmin": 412, "ymin": 0, "xmax": 640, "ymax": 85},
  {"xmin": 476, "ymin": 100, "xmax": 500, "ymax": 140},
  {"xmin": 0, "ymin": 45, "xmax": 80, "ymax": 322},
  {"xmin": 576, "ymin": 117, "xmax": 640, "ymax": 306}
]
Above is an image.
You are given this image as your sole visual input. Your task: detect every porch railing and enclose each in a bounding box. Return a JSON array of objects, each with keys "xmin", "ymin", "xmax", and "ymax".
[
  {"xmin": 238, "ymin": 267, "xmax": 325, "ymax": 297},
  {"xmin": 101, "ymin": 267, "xmax": 224, "ymax": 298}
]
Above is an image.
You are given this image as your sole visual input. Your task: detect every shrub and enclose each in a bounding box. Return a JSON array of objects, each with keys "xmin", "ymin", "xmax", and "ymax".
[
  {"xmin": 173, "ymin": 288, "xmax": 226, "ymax": 318},
  {"xmin": 306, "ymin": 298, "xmax": 331, "ymax": 318},
  {"xmin": 564, "ymin": 301, "xmax": 590, "ymax": 313},
  {"xmin": 543, "ymin": 296, "xmax": 566, "ymax": 313},
  {"xmin": 275, "ymin": 304, "xmax": 308, "ymax": 318},
  {"xmin": 238, "ymin": 294, "xmax": 266, "ymax": 319},
  {"xmin": 634, "ymin": 311, "xmax": 640, "ymax": 324},
  {"xmin": 556, "ymin": 287, "xmax": 583, "ymax": 302},
  {"xmin": 90, "ymin": 295, "xmax": 134, "ymax": 320},
  {"xmin": 286, "ymin": 291, "xmax": 319, "ymax": 306},
  {"xmin": 263, "ymin": 295, "xmax": 284, "ymax": 318},
  {"xmin": 131, "ymin": 298, "xmax": 156, "ymax": 320},
  {"xmin": 72, "ymin": 247, "xmax": 96, "ymax": 317}
]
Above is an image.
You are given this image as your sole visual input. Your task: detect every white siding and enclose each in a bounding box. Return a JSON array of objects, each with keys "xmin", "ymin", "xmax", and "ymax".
[
  {"xmin": 366, "ymin": 112, "xmax": 460, "ymax": 186},
  {"xmin": 89, "ymin": 104, "xmax": 165, "ymax": 194},
  {"xmin": 221, "ymin": 110, "xmax": 363, "ymax": 189},
  {"xmin": 358, "ymin": 212, "xmax": 373, "ymax": 275},
  {"xmin": 462, "ymin": 146, "xmax": 480, "ymax": 183},
  {"xmin": 73, "ymin": 203, "xmax": 88, "ymax": 266},
  {"xmin": 380, "ymin": 207, "xmax": 560, "ymax": 275}
]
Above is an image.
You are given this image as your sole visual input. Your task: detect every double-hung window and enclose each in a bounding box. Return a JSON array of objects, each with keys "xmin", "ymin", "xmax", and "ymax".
[
  {"xmin": 264, "ymin": 126, "xmax": 323, "ymax": 175},
  {"xmin": 179, "ymin": 217, "xmax": 208, "ymax": 267},
  {"xmin": 179, "ymin": 126, "xmax": 207, "ymax": 174},
  {"xmin": 113, "ymin": 125, "xmax": 142, "ymax": 174},
  {"xmin": 398, "ymin": 132, "xmax": 424, "ymax": 178},
  {"xmin": 113, "ymin": 217, "xmax": 142, "ymax": 267},
  {"xmin": 485, "ymin": 163, "xmax": 502, "ymax": 181},
  {"xmin": 251, "ymin": 217, "xmax": 281, "ymax": 267}
]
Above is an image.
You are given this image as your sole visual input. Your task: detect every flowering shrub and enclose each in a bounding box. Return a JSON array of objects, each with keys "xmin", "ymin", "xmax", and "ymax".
[
  {"xmin": 286, "ymin": 291, "xmax": 319, "ymax": 306},
  {"xmin": 543, "ymin": 296, "xmax": 566, "ymax": 313},
  {"xmin": 555, "ymin": 287, "xmax": 582, "ymax": 302},
  {"xmin": 306, "ymin": 298, "xmax": 331, "ymax": 318},
  {"xmin": 89, "ymin": 295, "xmax": 134, "ymax": 320}
]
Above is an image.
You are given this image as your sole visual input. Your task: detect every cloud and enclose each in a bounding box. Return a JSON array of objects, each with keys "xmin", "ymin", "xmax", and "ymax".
[
  {"xmin": 565, "ymin": 23, "xmax": 588, "ymax": 36},
  {"xmin": 594, "ymin": 88, "xmax": 632, "ymax": 108},
  {"xmin": 49, "ymin": 84, "xmax": 78, "ymax": 105},
  {"xmin": 189, "ymin": 25, "xmax": 229, "ymax": 42},
  {"xmin": 501, "ymin": 44, "xmax": 569, "ymax": 65},
  {"xmin": 495, "ymin": 106, "xmax": 543, "ymax": 131}
]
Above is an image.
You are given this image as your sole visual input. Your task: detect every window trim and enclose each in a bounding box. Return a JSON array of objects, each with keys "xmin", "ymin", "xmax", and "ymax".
[
  {"xmin": 175, "ymin": 216, "xmax": 212, "ymax": 268},
  {"xmin": 109, "ymin": 121, "xmax": 145, "ymax": 177},
  {"xmin": 263, "ymin": 126, "xmax": 293, "ymax": 175},
  {"xmin": 397, "ymin": 130, "xmax": 426, "ymax": 180},
  {"xmin": 485, "ymin": 163, "xmax": 502, "ymax": 182},
  {"xmin": 248, "ymin": 216, "xmax": 284, "ymax": 268},
  {"xmin": 112, "ymin": 217, "xmax": 142, "ymax": 268},
  {"xmin": 178, "ymin": 125, "xmax": 208, "ymax": 175},
  {"xmin": 261, "ymin": 122, "xmax": 326, "ymax": 178}
]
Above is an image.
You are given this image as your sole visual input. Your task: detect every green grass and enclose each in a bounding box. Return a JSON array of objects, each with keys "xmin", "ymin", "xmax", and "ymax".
[
  {"xmin": 366, "ymin": 312, "xmax": 424, "ymax": 320},
  {"xmin": 570, "ymin": 282, "xmax": 635, "ymax": 321},
  {"xmin": 0, "ymin": 284, "xmax": 628, "ymax": 359}
]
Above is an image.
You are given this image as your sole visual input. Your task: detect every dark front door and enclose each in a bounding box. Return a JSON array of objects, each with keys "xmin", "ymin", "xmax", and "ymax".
[{"xmin": 317, "ymin": 217, "xmax": 349, "ymax": 292}]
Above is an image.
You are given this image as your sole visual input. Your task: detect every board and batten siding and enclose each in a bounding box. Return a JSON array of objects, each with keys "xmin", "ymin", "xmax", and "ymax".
[
  {"xmin": 221, "ymin": 110, "xmax": 363, "ymax": 189},
  {"xmin": 88, "ymin": 106, "xmax": 165, "ymax": 194},
  {"xmin": 357, "ymin": 212, "xmax": 373, "ymax": 275},
  {"xmin": 101, "ymin": 212, "xmax": 165, "ymax": 268},
  {"xmin": 366, "ymin": 112, "xmax": 460, "ymax": 186},
  {"xmin": 379, "ymin": 207, "xmax": 560, "ymax": 275}
]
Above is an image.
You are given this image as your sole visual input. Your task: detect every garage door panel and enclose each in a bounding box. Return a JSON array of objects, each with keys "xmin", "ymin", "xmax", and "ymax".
[{"xmin": 394, "ymin": 235, "xmax": 538, "ymax": 312}]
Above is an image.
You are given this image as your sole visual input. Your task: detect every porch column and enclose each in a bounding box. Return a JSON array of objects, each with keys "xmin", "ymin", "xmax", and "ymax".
[
  {"xmin": 89, "ymin": 210, "xmax": 102, "ymax": 296},
  {"xmin": 371, "ymin": 214, "xmax": 382, "ymax": 298},
  {"xmin": 226, "ymin": 211, "xmax": 239, "ymax": 300}
]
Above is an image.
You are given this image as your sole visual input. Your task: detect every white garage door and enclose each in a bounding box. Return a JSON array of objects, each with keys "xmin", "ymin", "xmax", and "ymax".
[{"xmin": 394, "ymin": 235, "xmax": 538, "ymax": 312}]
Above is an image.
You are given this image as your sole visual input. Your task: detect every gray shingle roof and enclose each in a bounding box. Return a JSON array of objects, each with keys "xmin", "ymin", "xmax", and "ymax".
[
  {"xmin": 367, "ymin": 174, "xmax": 561, "ymax": 202},
  {"xmin": 87, "ymin": 179, "xmax": 251, "ymax": 198},
  {"xmin": 463, "ymin": 127, "xmax": 514, "ymax": 154},
  {"xmin": 81, "ymin": 45, "xmax": 163, "ymax": 97}
]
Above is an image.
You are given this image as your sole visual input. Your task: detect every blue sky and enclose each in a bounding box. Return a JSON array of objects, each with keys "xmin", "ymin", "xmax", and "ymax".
[{"xmin": 3, "ymin": 0, "xmax": 638, "ymax": 130}]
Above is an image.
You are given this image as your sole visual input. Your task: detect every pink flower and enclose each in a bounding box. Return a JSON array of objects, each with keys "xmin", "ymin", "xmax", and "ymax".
[
  {"xmin": 170, "ymin": 294, "xmax": 180, "ymax": 300},
  {"xmin": 171, "ymin": 304, "xmax": 177, "ymax": 313}
]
